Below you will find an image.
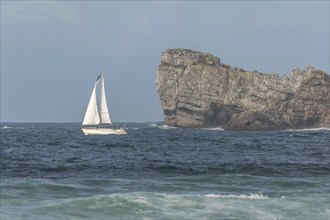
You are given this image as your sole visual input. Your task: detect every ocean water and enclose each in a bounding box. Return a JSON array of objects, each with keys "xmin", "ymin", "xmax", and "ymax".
[{"xmin": 1, "ymin": 122, "xmax": 329, "ymax": 220}]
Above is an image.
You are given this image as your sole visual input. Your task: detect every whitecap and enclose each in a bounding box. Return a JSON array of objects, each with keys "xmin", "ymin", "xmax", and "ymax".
[
  {"xmin": 1, "ymin": 126, "xmax": 11, "ymax": 129},
  {"xmin": 148, "ymin": 123, "xmax": 159, "ymax": 127},
  {"xmin": 205, "ymin": 193, "xmax": 269, "ymax": 200},
  {"xmin": 287, "ymin": 127, "xmax": 330, "ymax": 132},
  {"xmin": 158, "ymin": 125, "xmax": 176, "ymax": 129},
  {"xmin": 1, "ymin": 126, "xmax": 24, "ymax": 129},
  {"xmin": 201, "ymin": 127, "xmax": 225, "ymax": 131}
]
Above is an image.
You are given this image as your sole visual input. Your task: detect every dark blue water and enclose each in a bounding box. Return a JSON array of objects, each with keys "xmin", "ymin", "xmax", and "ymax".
[{"xmin": 1, "ymin": 123, "xmax": 329, "ymax": 219}]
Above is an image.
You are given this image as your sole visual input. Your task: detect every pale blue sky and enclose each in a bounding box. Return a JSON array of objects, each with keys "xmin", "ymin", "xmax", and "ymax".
[{"xmin": 1, "ymin": 1, "xmax": 329, "ymax": 122}]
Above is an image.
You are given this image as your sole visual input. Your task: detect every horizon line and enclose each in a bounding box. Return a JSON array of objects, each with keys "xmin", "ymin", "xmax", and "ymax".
[{"xmin": 0, "ymin": 121, "xmax": 164, "ymax": 124}]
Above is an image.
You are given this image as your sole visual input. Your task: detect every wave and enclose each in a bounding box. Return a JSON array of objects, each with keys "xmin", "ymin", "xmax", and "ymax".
[
  {"xmin": 286, "ymin": 127, "xmax": 330, "ymax": 132},
  {"xmin": 2, "ymin": 182, "xmax": 327, "ymax": 220},
  {"xmin": 204, "ymin": 193, "xmax": 268, "ymax": 200},
  {"xmin": 1, "ymin": 126, "xmax": 24, "ymax": 130},
  {"xmin": 146, "ymin": 123, "xmax": 177, "ymax": 129},
  {"xmin": 129, "ymin": 123, "xmax": 224, "ymax": 130},
  {"xmin": 157, "ymin": 124, "xmax": 224, "ymax": 130},
  {"xmin": 201, "ymin": 127, "xmax": 225, "ymax": 131},
  {"xmin": 158, "ymin": 125, "xmax": 176, "ymax": 130},
  {"xmin": 148, "ymin": 123, "xmax": 159, "ymax": 127}
]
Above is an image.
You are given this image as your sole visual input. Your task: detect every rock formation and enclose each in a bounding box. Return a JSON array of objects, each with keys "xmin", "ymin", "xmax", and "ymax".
[{"xmin": 156, "ymin": 48, "xmax": 330, "ymax": 130}]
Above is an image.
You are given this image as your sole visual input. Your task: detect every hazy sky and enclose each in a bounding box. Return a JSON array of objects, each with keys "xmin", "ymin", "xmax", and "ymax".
[{"xmin": 1, "ymin": 1, "xmax": 329, "ymax": 122}]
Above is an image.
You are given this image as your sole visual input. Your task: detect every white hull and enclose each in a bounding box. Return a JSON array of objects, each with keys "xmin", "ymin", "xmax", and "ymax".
[{"xmin": 82, "ymin": 127, "xmax": 127, "ymax": 135}]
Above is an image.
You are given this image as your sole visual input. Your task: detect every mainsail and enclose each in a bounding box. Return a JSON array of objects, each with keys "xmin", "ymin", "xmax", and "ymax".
[{"xmin": 99, "ymin": 74, "xmax": 112, "ymax": 124}]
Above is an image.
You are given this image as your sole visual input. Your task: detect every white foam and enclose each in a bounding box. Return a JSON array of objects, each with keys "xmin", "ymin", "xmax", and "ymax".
[
  {"xmin": 287, "ymin": 127, "xmax": 330, "ymax": 132},
  {"xmin": 205, "ymin": 193, "xmax": 269, "ymax": 200},
  {"xmin": 148, "ymin": 123, "xmax": 159, "ymax": 127},
  {"xmin": 1, "ymin": 126, "xmax": 24, "ymax": 129},
  {"xmin": 158, "ymin": 125, "xmax": 176, "ymax": 129},
  {"xmin": 201, "ymin": 127, "xmax": 225, "ymax": 131}
]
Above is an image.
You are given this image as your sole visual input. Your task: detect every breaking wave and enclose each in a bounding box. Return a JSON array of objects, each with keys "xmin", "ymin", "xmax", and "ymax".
[
  {"xmin": 287, "ymin": 127, "xmax": 330, "ymax": 132},
  {"xmin": 1, "ymin": 126, "xmax": 24, "ymax": 130},
  {"xmin": 204, "ymin": 193, "xmax": 269, "ymax": 200},
  {"xmin": 201, "ymin": 127, "xmax": 225, "ymax": 131},
  {"xmin": 158, "ymin": 125, "xmax": 176, "ymax": 129}
]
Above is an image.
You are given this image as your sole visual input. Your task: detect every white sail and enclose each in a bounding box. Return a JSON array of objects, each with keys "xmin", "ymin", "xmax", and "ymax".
[
  {"xmin": 99, "ymin": 74, "xmax": 112, "ymax": 124},
  {"xmin": 82, "ymin": 82, "xmax": 100, "ymax": 125}
]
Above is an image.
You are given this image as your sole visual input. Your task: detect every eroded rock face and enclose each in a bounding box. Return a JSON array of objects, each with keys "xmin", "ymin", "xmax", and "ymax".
[{"xmin": 156, "ymin": 48, "xmax": 330, "ymax": 130}]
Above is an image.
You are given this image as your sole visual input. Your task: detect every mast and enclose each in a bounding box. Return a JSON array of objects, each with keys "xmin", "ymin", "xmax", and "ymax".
[{"xmin": 99, "ymin": 72, "xmax": 112, "ymax": 124}]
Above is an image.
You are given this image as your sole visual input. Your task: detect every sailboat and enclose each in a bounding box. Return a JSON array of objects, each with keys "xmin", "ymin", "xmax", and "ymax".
[{"xmin": 82, "ymin": 72, "xmax": 127, "ymax": 135}]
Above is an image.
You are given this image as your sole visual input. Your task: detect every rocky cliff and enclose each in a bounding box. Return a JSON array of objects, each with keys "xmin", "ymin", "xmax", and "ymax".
[{"xmin": 156, "ymin": 48, "xmax": 330, "ymax": 130}]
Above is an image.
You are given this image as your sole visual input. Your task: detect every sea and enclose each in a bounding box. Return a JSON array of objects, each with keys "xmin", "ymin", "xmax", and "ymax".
[{"xmin": 1, "ymin": 122, "xmax": 329, "ymax": 220}]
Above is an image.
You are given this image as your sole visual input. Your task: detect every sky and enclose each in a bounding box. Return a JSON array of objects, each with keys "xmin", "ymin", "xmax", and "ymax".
[{"xmin": 1, "ymin": 1, "xmax": 329, "ymax": 123}]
